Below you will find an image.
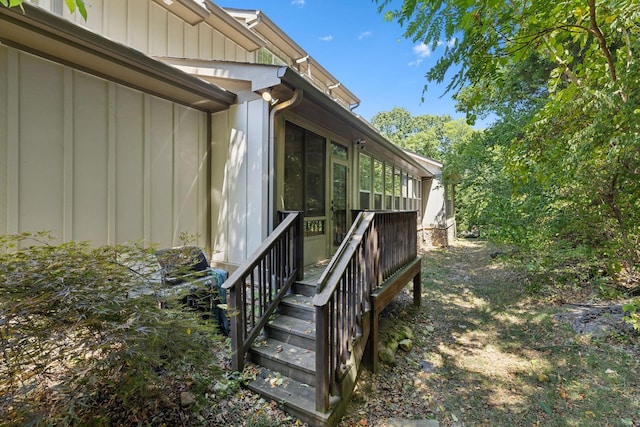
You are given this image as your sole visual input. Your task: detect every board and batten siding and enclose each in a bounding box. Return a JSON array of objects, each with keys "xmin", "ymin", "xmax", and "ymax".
[
  {"xmin": 27, "ymin": 0, "xmax": 251, "ymax": 63},
  {"xmin": 0, "ymin": 47, "xmax": 208, "ymax": 248},
  {"xmin": 211, "ymin": 99, "xmax": 269, "ymax": 265}
]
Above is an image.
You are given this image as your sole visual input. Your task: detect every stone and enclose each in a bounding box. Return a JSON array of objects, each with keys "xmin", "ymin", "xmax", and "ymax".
[
  {"xmin": 399, "ymin": 339, "xmax": 413, "ymax": 352},
  {"xmin": 401, "ymin": 325, "xmax": 414, "ymax": 340},
  {"xmin": 379, "ymin": 347, "xmax": 396, "ymax": 365},
  {"xmin": 180, "ymin": 391, "xmax": 196, "ymax": 408}
]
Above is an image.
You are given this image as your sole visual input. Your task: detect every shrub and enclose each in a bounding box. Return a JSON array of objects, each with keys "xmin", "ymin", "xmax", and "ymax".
[{"xmin": 0, "ymin": 233, "xmax": 225, "ymax": 425}]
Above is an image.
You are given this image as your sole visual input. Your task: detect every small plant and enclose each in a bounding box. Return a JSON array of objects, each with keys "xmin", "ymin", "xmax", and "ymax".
[
  {"xmin": 0, "ymin": 232, "xmax": 225, "ymax": 425},
  {"xmin": 622, "ymin": 299, "xmax": 640, "ymax": 332}
]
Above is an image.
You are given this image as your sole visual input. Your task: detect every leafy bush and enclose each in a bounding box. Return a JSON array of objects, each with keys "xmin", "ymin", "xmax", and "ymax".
[{"xmin": 0, "ymin": 233, "xmax": 226, "ymax": 425}]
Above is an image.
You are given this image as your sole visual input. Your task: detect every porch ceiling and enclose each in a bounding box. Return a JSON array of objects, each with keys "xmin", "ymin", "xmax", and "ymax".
[{"xmin": 0, "ymin": 3, "xmax": 236, "ymax": 113}]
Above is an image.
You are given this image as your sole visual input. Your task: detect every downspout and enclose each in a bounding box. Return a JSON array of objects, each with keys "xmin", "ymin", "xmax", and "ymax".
[{"xmin": 267, "ymin": 88, "xmax": 303, "ymax": 233}]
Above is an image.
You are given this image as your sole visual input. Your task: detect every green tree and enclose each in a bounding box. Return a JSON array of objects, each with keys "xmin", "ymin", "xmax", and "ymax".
[
  {"xmin": 378, "ymin": 0, "xmax": 640, "ymax": 289},
  {"xmin": 371, "ymin": 107, "xmax": 474, "ymax": 161},
  {"xmin": 1, "ymin": 0, "xmax": 86, "ymax": 19}
]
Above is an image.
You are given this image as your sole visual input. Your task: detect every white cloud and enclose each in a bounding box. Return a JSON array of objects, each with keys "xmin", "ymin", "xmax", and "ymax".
[
  {"xmin": 409, "ymin": 43, "xmax": 431, "ymax": 66},
  {"xmin": 358, "ymin": 31, "xmax": 372, "ymax": 40},
  {"xmin": 319, "ymin": 35, "xmax": 333, "ymax": 42},
  {"xmin": 291, "ymin": 0, "xmax": 305, "ymax": 6},
  {"xmin": 437, "ymin": 37, "xmax": 456, "ymax": 47}
]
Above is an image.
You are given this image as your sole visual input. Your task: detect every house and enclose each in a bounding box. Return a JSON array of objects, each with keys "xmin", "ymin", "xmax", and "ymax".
[{"xmin": 0, "ymin": 1, "xmax": 454, "ymax": 425}]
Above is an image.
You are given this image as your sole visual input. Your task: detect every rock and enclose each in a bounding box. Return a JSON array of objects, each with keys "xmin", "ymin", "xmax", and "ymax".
[
  {"xmin": 399, "ymin": 339, "xmax": 413, "ymax": 352},
  {"xmin": 426, "ymin": 326, "xmax": 435, "ymax": 332},
  {"xmin": 180, "ymin": 391, "xmax": 196, "ymax": 408},
  {"xmin": 401, "ymin": 325, "xmax": 414, "ymax": 340},
  {"xmin": 379, "ymin": 347, "xmax": 396, "ymax": 365}
]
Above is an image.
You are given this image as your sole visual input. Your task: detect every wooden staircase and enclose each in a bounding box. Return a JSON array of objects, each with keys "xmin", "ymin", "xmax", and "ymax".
[
  {"xmin": 223, "ymin": 211, "xmax": 421, "ymax": 427},
  {"xmin": 246, "ymin": 277, "xmax": 340, "ymax": 427}
]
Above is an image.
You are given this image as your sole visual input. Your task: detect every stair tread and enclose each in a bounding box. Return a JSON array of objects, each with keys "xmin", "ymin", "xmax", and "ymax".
[
  {"xmin": 251, "ymin": 338, "xmax": 316, "ymax": 372},
  {"xmin": 282, "ymin": 293, "xmax": 315, "ymax": 308},
  {"xmin": 270, "ymin": 313, "xmax": 316, "ymax": 335},
  {"xmin": 247, "ymin": 368, "xmax": 339, "ymax": 425}
]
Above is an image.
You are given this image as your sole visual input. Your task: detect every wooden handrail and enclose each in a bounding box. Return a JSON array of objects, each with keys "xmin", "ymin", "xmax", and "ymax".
[
  {"xmin": 313, "ymin": 210, "xmax": 417, "ymax": 412},
  {"xmin": 223, "ymin": 211, "xmax": 304, "ymax": 371}
]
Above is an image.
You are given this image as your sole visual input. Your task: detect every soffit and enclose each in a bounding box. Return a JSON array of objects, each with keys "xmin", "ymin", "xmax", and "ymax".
[{"xmin": 0, "ymin": 3, "xmax": 236, "ymax": 112}]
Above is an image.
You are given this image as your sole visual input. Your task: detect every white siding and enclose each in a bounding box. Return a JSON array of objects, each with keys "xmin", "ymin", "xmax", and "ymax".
[
  {"xmin": 42, "ymin": 0, "xmax": 249, "ymax": 62},
  {"xmin": 210, "ymin": 100, "xmax": 269, "ymax": 265},
  {"xmin": 0, "ymin": 47, "xmax": 208, "ymax": 248}
]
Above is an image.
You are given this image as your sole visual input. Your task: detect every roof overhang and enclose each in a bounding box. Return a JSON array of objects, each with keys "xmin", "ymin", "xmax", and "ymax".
[
  {"xmin": 0, "ymin": 3, "xmax": 236, "ymax": 112},
  {"xmin": 160, "ymin": 58, "xmax": 432, "ymax": 178},
  {"xmin": 224, "ymin": 8, "xmax": 360, "ymax": 109}
]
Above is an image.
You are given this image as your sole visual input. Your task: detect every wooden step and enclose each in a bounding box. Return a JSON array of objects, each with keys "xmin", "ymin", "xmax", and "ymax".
[
  {"xmin": 291, "ymin": 280, "xmax": 317, "ymax": 297},
  {"xmin": 278, "ymin": 293, "xmax": 315, "ymax": 321},
  {"xmin": 267, "ymin": 313, "xmax": 316, "ymax": 350},
  {"xmin": 248, "ymin": 338, "xmax": 316, "ymax": 385},
  {"xmin": 247, "ymin": 367, "xmax": 340, "ymax": 427}
]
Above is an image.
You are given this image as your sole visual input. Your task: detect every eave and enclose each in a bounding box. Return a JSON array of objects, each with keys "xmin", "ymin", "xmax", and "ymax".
[
  {"xmin": 0, "ymin": 3, "xmax": 236, "ymax": 113},
  {"xmin": 160, "ymin": 58, "xmax": 431, "ymax": 178}
]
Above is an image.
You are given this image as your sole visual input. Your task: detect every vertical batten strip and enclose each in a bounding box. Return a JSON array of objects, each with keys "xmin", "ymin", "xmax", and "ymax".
[
  {"xmin": 62, "ymin": 68, "xmax": 74, "ymax": 241},
  {"xmin": 6, "ymin": 50, "xmax": 19, "ymax": 235},
  {"xmin": 107, "ymin": 82, "xmax": 117, "ymax": 244},
  {"xmin": 143, "ymin": 95, "xmax": 152, "ymax": 243}
]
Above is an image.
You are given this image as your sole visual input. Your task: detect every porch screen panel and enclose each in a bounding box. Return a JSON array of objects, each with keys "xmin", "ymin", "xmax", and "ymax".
[
  {"xmin": 373, "ymin": 159, "xmax": 383, "ymax": 209},
  {"xmin": 385, "ymin": 164, "xmax": 393, "ymax": 209},
  {"xmin": 359, "ymin": 153, "xmax": 371, "ymax": 209},
  {"xmin": 284, "ymin": 123, "xmax": 304, "ymax": 212},
  {"xmin": 394, "ymin": 169, "xmax": 401, "ymax": 210},
  {"xmin": 283, "ymin": 122, "xmax": 326, "ymax": 218}
]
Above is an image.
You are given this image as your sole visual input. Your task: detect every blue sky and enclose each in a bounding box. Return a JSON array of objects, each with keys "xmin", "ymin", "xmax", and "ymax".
[{"xmin": 220, "ymin": 0, "xmax": 484, "ymax": 127}]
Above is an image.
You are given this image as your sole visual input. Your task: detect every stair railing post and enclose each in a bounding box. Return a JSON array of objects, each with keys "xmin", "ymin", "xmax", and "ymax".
[
  {"xmin": 294, "ymin": 211, "xmax": 304, "ymax": 281},
  {"xmin": 315, "ymin": 304, "xmax": 330, "ymax": 412},
  {"xmin": 228, "ymin": 283, "xmax": 244, "ymax": 372}
]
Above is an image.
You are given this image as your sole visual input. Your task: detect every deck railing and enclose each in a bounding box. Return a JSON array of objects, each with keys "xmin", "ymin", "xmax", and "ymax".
[
  {"xmin": 222, "ymin": 211, "xmax": 304, "ymax": 371},
  {"xmin": 312, "ymin": 210, "xmax": 417, "ymax": 412}
]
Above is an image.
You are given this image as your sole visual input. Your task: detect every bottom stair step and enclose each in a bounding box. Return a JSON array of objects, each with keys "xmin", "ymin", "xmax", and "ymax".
[{"xmin": 247, "ymin": 367, "xmax": 340, "ymax": 427}]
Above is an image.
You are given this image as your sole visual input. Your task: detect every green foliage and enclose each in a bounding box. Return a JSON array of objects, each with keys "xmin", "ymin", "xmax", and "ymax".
[
  {"xmin": 0, "ymin": 233, "xmax": 225, "ymax": 425},
  {"xmin": 378, "ymin": 0, "xmax": 640, "ymax": 296},
  {"xmin": 1, "ymin": 0, "xmax": 87, "ymax": 19},
  {"xmin": 371, "ymin": 107, "xmax": 475, "ymax": 161},
  {"xmin": 623, "ymin": 300, "xmax": 640, "ymax": 332}
]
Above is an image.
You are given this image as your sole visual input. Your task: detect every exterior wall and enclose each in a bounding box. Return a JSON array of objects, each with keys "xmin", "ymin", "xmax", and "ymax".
[
  {"xmin": 27, "ymin": 0, "xmax": 251, "ymax": 62},
  {"xmin": 0, "ymin": 46, "xmax": 208, "ymax": 248},
  {"xmin": 58, "ymin": 0, "xmax": 250, "ymax": 62},
  {"xmin": 421, "ymin": 169, "xmax": 456, "ymax": 247},
  {"xmin": 211, "ymin": 99, "xmax": 269, "ymax": 265}
]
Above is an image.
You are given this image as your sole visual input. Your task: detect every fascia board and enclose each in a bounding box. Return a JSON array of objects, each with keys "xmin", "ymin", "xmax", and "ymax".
[
  {"xmin": 225, "ymin": 8, "xmax": 306, "ymax": 62},
  {"xmin": 151, "ymin": 0, "xmax": 208, "ymax": 25},
  {"xmin": 204, "ymin": 3, "xmax": 264, "ymax": 52}
]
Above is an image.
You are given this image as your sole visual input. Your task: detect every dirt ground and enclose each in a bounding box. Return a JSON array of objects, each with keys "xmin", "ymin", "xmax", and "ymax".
[{"xmin": 219, "ymin": 240, "xmax": 639, "ymax": 427}]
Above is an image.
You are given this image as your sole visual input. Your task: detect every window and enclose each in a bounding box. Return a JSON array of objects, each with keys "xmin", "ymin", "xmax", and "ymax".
[
  {"xmin": 284, "ymin": 122, "xmax": 326, "ymax": 218},
  {"xmin": 359, "ymin": 153, "xmax": 371, "ymax": 209},
  {"xmin": 385, "ymin": 164, "xmax": 393, "ymax": 209},
  {"xmin": 394, "ymin": 169, "xmax": 401, "ymax": 209},
  {"xmin": 373, "ymin": 159, "xmax": 383, "ymax": 209}
]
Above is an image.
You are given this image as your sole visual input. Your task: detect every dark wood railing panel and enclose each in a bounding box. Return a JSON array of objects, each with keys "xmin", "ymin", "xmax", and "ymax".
[
  {"xmin": 313, "ymin": 210, "xmax": 417, "ymax": 412},
  {"xmin": 223, "ymin": 212, "xmax": 304, "ymax": 371}
]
